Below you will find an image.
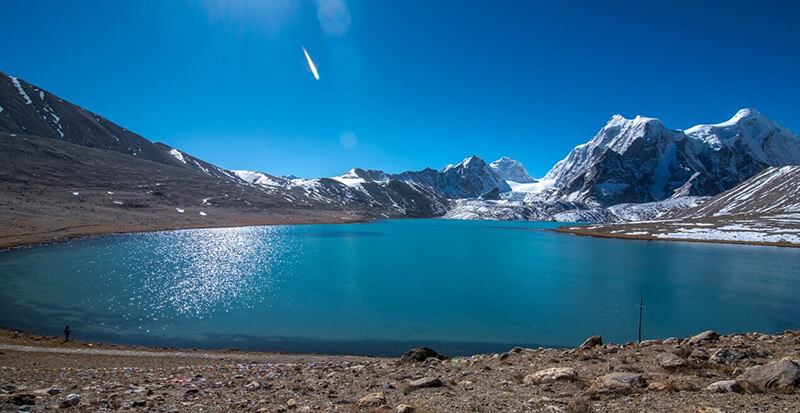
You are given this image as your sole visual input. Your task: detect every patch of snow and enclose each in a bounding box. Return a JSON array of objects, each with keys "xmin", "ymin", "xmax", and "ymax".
[
  {"xmin": 9, "ymin": 76, "xmax": 33, "ymax": 104},
  {"xmin": 72, "ymin": 192, "xmax": 80, "ymax": 196},
  {"xmin": 113, "ymin": 201, "xmax": 123, "ymax": 205},
  {"xmin": 199, "ymin": 211, "xmax": 207, "ymax": 216},
  {"xmin": 39, "ymin": 91, "xmax": 45, "ymax": 100},
  {"xmin": 169, "ymin": 148, "xmax": 187, "ymax": 164},
  {"xmin": 107, "ymin": 191, "xmax": 114, "ymax": 195},
  {"xmin": 232, "ymin": 170, "xmax": 284, "ymax": 187},
  {"xmin": 176, "ymin": 208, "xmax": 185, "ymax": 213},
  {"xmin": 331, "ymin": 169, "xmax": 367, "ymax": 186}
]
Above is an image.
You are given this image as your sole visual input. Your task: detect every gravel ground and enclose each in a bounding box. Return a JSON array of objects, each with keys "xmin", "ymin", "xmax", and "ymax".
[{"xmin": 1, "ymin": 329, "xmax": 798, "ymax": 412}]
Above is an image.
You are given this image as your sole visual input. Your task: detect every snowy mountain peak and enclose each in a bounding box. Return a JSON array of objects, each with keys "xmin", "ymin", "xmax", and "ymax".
[
  {"xmin": 442, "ymin": 155, "xmax": 483, "ymax": 173},
  {"xmin": 684, "ymin": 108, "xmax": 799, "ymax": 165},
  {"xmin": 489, "ymin": 157, "xmax": 535, "ymax": 183}
]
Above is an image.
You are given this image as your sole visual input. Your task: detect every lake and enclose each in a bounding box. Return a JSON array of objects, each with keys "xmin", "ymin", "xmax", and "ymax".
[{"xmin": 0, "ymin": 219, "xmax": 798, "ymax": 356}]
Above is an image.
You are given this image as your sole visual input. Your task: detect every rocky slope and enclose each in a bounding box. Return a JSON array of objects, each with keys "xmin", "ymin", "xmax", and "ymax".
[
  {"xmin": 556, "ymin": 166, "xmax": 800, "ymax": 247},
  {"xmin": 0, "ymin": 328, "xmax": 797, "ymax": 412}
]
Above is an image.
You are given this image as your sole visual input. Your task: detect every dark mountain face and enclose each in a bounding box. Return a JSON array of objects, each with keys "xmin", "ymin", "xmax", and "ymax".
[{"xmin": 0, "ymin": 72, "xmax": 179, "ymax": 165}]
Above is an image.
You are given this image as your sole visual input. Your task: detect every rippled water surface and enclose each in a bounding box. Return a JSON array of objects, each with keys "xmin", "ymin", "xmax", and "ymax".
[{"xmin": 1, "ymin": 220, "xmax": 798, "ymax": 355}]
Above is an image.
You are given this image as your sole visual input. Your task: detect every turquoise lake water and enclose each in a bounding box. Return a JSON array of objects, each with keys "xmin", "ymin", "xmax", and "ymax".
[{"xmin": 0, "ymin": 219, "xmax": 798, "ymax": 356}]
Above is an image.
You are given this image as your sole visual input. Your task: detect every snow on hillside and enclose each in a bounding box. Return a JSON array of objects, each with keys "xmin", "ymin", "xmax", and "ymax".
[
  {"xmin": 559, "ymin": 166, "xmax": 800, "ymax": 246},
  {"xmin": 676, "ymin": 165, "xmax": 800, "ymax": 217}
]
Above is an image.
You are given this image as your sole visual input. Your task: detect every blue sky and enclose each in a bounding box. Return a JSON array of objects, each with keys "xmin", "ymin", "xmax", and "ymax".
[{"xmin": 3, "ymin": 1, "xmax": 799, "ymax": 178}]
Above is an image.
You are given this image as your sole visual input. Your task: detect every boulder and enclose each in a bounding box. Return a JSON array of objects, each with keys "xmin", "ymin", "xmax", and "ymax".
[
  {"xmin": 589, "ymin": 373, "xmax": 646, "ymax": 393},
  {"xmin": 59, "ymin": 394, "xmax": 81, "ymax": 408},
  {"xmin": 579, "ymin": 335, "xmax": 603, "ymax": 349},
  {"xmin": 709, "ymin": 348, "xmax": 748, "ymax": 365},
  {"xmin": 705, "ymin": 380, "xmax": 743, "ymax": 393},
  {"xmin": 688, "ymin": 330, "xmax": 720, "ymax": 345},
  {"xmin": 656, "ymin": 353, "xmax": 689, "ymax": 369},
  {"xmin": 396, "ymin": 404, "xmax": 415, "ymax": 413},
  {"xmin": 523, "ymin": 367, "xmax": 578, "ymax": 384},
  {"xmin": 357, "ymin": 393, "xmax": 387, "ymax": 407},
  {"xmin": 399, "ymin": 347, "xmax": 449, "ymax": 364},
  {"xmin": 11, "ymin": 394, "xmax": 35, "ymax": 406},
  {"xmin": 737, "ymin": 359, "xmax": 800, "ymax": 393},
  {"xmin": 408, "ymin": 377, "xmax": 443, "ymax": 389}
]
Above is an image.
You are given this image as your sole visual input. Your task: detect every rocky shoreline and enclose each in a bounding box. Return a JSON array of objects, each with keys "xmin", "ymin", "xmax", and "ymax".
[{"xmin": 0, "ymin": 328, "xmax": 798, "ymax": 412}]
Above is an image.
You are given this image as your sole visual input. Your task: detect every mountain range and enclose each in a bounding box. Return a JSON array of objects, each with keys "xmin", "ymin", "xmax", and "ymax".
[{"xmin": 1, "ymin": 71, "xmax": 799, "ymax": 247}]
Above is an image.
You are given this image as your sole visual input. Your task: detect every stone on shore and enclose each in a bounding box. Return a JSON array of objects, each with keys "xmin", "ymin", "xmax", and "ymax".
[
  {"xmin": 709, "ymin": 348, "xmax": 748, "ymax": 365},
  {"xmin": 688, "ymin": 330, "xmax": 720, "ymax": 345},
  {"xmin": 357, "ymin": 392, "xmax": 387, "ymax": 407},
  {"xmin": 59, "ymin": 394, "xmax": 80, "ymax": 408},
  {"xmin": 396, "ymin": 404, "xmax": 415, "ymax": 413},
  {"xmin": 523, "ymin": 367, "xmax": 578, "ymax": 384},
  {"xmin": 399, "ymin": 347, "xmax": 449, "ymax": 364},
  {"xmin": 11, "ymin": 394, "xmax": 35, "ymax": 406},
  {"xmin": 656, "ymin": 353, "xmax": 689, "ymax": 369},
  {"xmin": 705, "ymin": 380, "xmax": 743, "ymax": 393},
  {"xmin": 408, "ymin": 377, "xmax": 443, "ymax": 389},
  {"xmin": 737, "ymin": 359, "xmax": 800, "ymax": 393},
  {"xmin": 579, "ymin": 335, "xmax": 603, "ymax": 349},
  {"xmin": 589, "ymin": 372, "xmax": 646, "ymax": 393}
]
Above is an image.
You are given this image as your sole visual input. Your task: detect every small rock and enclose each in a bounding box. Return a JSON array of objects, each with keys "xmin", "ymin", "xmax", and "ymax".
[
  {"xmin": 709, "ymin": 348, "xmax": 748, "ymax": 365},
  {"xmin": 408, "ymin": 377, "xmax": 443, "ymax": 389},
  {"xmin": 422, "ymin": 357, "xmax": 442, "ymax": 367},
  {"xmin": 523, "ymin": 367, "xmax": 578, "ymax": 384},
  {"xmin": 688, "ymin": 330, "xmax": 720, "ymax": 345},
  {"xmin": 640, "ymin": 339, "xmax": 661, "ymax": 346},
  {"xmin": 589, "ymin": 373, "xmax": 646, "ymax": 393},
  {"xmin": 46, "ymin": 388, "xmax": 61, "ymax": 396},
  {"xmin": 696, "ymin": 408, "xmax": 725, "ymax": 413},
  {"xmin": 287, "ymin": 398, "xmax": 297, "ymax": 409},
  {"xmin": 579, "ymin": 335, "xmax": 603, "ymax": 349},
  {"xmin": 663, "ymin": 337, "xmax": 681, "ymax": 345},
  {"xmin": 647, "ymin": 381, "xmax": 675, "ymax": 391},
  {"xmin": 399, "ymin": 347, "xmax": 448, "ymax": 364},
  {"xmin": 357, "ymin": 393, "xmax": 386, "ymax": 407},
  {"xmin": 110, "ymin": 398, "xmax": 123, "ymax": 409},
  {"xmin": 11, "ymin": 394, "xmax": 36, "ymax": 406},
  {"xmin": 59, "ymin": 394, "xmax": 80, "ymax": 408},
  {"xmin": 297, "ymin": 407, "xmax": 312, "ymax": 413},
  {"xmin": 656, "ymin": 353, "xmax": 688, "ymax": 369},
  {"xmin": 737, "ymin": 359, "xmax": 800, "ymax": 393},
  {"xmin": 396, "ymin": 404, "xmax": 415, "ymax": 413},
  {"xmin": 132, "ymin": 400, "xmax": 147, "ymax": 407},
  {"xmin": 245, "ymin": 381, "xmax": 261, "ymax": 390},
  {"xmin": 689, "ymin": 348, "xmax": 710, "ymax": 361},
  {"xmin": 705, "ymin": 380, "xmax": 743, "ymax": 393}
]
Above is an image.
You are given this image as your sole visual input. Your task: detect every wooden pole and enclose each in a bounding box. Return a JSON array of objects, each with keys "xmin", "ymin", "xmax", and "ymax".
[{"xmin": 637, "ymin": 297, "xmax": 644, "ymax": 343}]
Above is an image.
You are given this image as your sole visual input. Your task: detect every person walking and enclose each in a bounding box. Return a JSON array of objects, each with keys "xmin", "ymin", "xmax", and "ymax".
[{"xmin": 64, "ymin": 325, "xmax": 70, "ymax": 342}]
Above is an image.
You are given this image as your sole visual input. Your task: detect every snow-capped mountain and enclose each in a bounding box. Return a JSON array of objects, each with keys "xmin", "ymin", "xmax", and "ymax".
[
  {"xmin": 3, "ymin": 71, "xmax": 799, "ymax": 231},
  {"xmin": 539, "ymin": 109, "xmax": 800, "ymax": 206},
  {"xmin": 489, "ymin": 156, "xmax": 535, "ymax": 183}
]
